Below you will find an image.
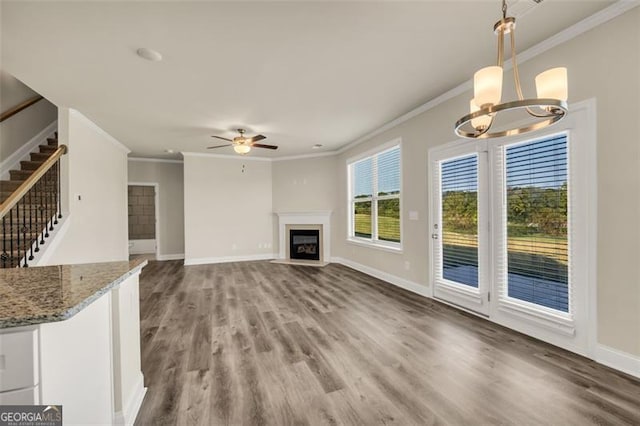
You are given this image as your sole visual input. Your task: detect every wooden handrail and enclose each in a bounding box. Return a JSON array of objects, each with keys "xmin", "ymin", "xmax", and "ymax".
[
  {"xmin": 0, "ymin": 95, "xmax": 45, "ymax": 123},
  {"xmin": 0, "ymin": 144, "xmax": 67, "ymax": 219}
]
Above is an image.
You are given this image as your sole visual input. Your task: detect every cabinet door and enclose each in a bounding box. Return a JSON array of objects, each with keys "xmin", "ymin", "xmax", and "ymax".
[{"xmin": 0, "ymin": 329, "xmax": 38, "ymax": 392}]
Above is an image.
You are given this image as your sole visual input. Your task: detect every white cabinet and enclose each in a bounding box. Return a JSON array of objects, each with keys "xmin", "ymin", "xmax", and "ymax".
[{"xmin": 0, "ymin": 271, "xmax": 144, "ymax": 426}]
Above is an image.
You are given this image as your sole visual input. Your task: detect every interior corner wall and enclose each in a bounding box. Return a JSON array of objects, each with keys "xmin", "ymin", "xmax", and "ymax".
[
  {"xmin": 127, "ymin": 160, "xmax": 185, "ymax": 257},
  {"xmin": 183, "ymin": 155, "xmax": 274, "ymax": 263},
  {"xmin": 332, "ymin": 8, "xmax": 640, "ymax": 358},
  {"xmin": 44, "ymin": 109, "xmax": 129, "ymax": 265},
  {"xmin": 0, "ymin": 70, "xmax": 57, "ymax": 163}
]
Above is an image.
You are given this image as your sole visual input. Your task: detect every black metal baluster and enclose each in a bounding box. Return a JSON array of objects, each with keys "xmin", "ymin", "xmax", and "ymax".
[
  {"xmin": 8, "ymin": 210, "xmax": 13, "ymax": 267},
  {"xmin": 21, "ymin": 198, "xmax": 28, "ymax": 267},
  {"xmin": 33, "ymin": 187, "xmax": 40, "ymax": 254},
  {"xmin": 57, "ymin": 158, "xmax": 62, "ymax": 220},
  {"xmin": 39, "ymin": 178, "xmax": 46, "ymax": 244},
  {"xmin": 14, "ymin": 205, "xmax": 19, "ymax": 268},
  {"xmin": 44, "ymin": 172, "xmax": 50, "ymax": 239},
  {"xmin": 1, "ymin": 217, "xmax": 7, "ymax": 268},
  {"xmin": 28, "ymin": 188, "xmax": 34, "ymax": 260},
  {"xmin": 48, "ymin": 169, "xmax": 54, "ymax": 232}
]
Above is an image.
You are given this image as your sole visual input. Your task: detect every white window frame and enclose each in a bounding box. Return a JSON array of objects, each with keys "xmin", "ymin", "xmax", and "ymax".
[
  {"xmin": 347, "ymin": 139, "xmax": 402, "ymax": 252},
  {"xmin": 428, "ymin": 99, "xmax": 597, "ymax": 356}
]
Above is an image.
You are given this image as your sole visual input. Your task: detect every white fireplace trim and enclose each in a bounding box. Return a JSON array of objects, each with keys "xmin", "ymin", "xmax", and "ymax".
[{"xmin": 276, "ymin": 211, "xmax": 331, "ymax": 262}]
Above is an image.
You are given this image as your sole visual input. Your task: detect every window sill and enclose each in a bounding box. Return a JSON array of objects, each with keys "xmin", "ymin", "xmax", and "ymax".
[
  {"xmin": 346, "ymin": 237, "xmax": 403, "ymax": 254},
  {"xmin": 498, "ymin": 298, "xmax": 575, "ymax": 336}
]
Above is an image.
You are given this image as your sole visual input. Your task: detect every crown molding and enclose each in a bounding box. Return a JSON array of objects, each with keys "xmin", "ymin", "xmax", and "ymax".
[
  {"xmin": 181, "ymin": 151, "xmax": 273, "ymax": 162},
  {"xmin": 271, "ymin": 151, "xmax": 338, "ymax": 162},
  {"xmin": 336, "ymin": 0, "xmax": 639, "ymax": 155},
  {"xmin": 128, "ymin": 157, "xmax": 183, "ymax": 164}
]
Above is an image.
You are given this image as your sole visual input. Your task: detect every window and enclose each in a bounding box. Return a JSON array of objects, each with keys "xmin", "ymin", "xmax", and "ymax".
[
  {"xmin": 504, "ymin": 135, "xmax": 569, "ymax": 312},
  {"xmin": 441, "ymin": 154, "xmax": 479, "ymax": 288},
  {"xmin": 348, "ymin": 144, "xmax": 401, "ymax": 248}
]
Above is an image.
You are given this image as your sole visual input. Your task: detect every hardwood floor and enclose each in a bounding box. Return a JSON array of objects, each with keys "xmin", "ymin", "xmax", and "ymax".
[{"xmin": 134, "ymin": 260, "xmax": 640, "ymax": 425}]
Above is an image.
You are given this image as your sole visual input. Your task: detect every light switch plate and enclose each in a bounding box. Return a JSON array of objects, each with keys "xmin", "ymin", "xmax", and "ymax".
[{"xmin": 409, "ymin": 211, "xmax": 419, "ymax": 220}]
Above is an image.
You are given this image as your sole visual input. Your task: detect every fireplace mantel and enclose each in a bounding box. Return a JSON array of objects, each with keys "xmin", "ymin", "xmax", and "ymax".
[{"xmin": 275, "ymin": 211, "xmax": 331, "ymax": 262}]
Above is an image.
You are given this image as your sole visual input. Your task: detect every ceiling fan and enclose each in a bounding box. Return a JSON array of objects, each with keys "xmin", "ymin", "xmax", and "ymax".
[{"xmin": 208, "ymin": 129, "xmax": 278, "ymax": 155}]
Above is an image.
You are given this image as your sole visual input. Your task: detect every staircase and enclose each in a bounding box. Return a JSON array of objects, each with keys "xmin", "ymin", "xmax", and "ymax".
[{"xmin": 0, "ymin": 133, "xmax": 66, "ymax": 268}]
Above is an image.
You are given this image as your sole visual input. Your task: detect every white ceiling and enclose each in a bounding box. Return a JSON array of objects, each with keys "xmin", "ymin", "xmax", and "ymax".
[{"xmin": 1, "ymin": 1, "xmax": 613, "ymax": 159}]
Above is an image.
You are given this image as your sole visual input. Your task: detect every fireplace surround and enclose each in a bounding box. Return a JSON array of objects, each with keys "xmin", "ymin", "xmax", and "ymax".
[{"xmin": 276, "ymin": 211, "xmax": 331, "ymax": 263}]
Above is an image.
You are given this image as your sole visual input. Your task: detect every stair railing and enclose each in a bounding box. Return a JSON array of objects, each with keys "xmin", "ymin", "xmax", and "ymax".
[{"xmin": 0, "ymin": 145, "xmax": 67, "ymax": 267}]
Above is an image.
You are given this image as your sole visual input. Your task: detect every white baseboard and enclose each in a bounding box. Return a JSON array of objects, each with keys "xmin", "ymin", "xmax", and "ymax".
[
  {"xmin": 114, "ymin": 373, "xmax": 146, "ymax": 426},
  {"xmin": 0, "ymin": 121, "xmax": 57, "ymax": 180},
  {"xmin": 184, "ymin": 253, "xmax": 276, "ymax": 266},
  {"xmin": 330, "ymin": 256, "xmax": 430, "ymax": 298},
  {"xmin": 594, "ymin": 344, "xmax": 640, "ymax": 379},
  {"xmin": 156, "ymin": 253, "xmax": 185, "ymax": 261}
]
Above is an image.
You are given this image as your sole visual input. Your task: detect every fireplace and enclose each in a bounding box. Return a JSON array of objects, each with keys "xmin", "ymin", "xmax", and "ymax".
[
  {"xmin": 289, "ymin": 229, "xmax": 320, "ymax": 261},
  {"xmin": 276, "ymin": 211, "xmax": 331, "ymax": 264}
]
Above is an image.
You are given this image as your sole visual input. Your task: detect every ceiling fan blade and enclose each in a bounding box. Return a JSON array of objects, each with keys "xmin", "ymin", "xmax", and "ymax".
[
  {"xmin": 248, "ymin": 134, "xmax": 266, "ymax": 143},
  {"xmin": 251, "ymin": 143, "xmax": 278, "ymax": 150},
  {"xmin": 207, "ymin": 144, "xmax": 233, "ymax": 149},
  {"xmin": 211, "ymin": 136, "xmax": 233, "ymax": 142}
]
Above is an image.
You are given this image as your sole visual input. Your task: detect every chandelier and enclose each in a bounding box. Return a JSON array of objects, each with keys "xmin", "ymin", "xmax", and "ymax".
[{"xmin": 454, "ymin": 0, "xmax": 568, "ymax": 139}]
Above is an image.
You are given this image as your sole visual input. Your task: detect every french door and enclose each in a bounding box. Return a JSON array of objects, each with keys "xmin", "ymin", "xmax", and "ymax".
[
  {"xmin": 430, "ymin": 145, "xmax": 490, "ymax": 316},
  {"xmin": 428, "ymin": 102, "xmax": 595, "ymax": 356}
]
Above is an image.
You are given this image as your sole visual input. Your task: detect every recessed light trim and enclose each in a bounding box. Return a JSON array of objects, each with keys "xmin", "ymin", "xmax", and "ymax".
[{"xmin": 136, "ymin": 48, "xmax": 163, "ymax": 62}]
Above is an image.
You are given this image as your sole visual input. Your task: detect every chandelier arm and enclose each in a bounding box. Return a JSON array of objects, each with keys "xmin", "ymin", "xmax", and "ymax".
[
  {"xmin": 497, "ymin": 28, "xmax": 504, "ymax": 66},
  {"xmin": 509, "ymin": 28, "xmax": 550, "ymax": 118}
]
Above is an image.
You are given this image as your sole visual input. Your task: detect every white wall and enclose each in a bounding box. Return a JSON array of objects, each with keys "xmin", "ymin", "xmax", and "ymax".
[
  {"xmin": 45, "ymin": 109, "xmax": 130, "ymax": 265},
  {"xmin": 331, "ymin": 8, "xmax": 640, "ymax": 358},
  {"xmin": 127, "ymin": 159, "xmax": 185, "ymax": 258},
  {"xmin": 0, "ymin": 70, "xmax": 57, "ymax": 163},
  {"xmin": 183, "ymin": 154, "xmax": 274, "ymax": 264}
]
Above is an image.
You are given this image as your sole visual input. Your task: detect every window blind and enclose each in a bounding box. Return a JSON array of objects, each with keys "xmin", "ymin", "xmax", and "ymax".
[
  {"xmin": 441, "ymin": 154, "xmax": 479, "ymax": 288},
  {"xmin": 377, "ymin": 147, "xmax": 400, "ymax": 242},
  {"xmin": 505, "ymin": 134, "xmax": 568, "ymax": 312}
]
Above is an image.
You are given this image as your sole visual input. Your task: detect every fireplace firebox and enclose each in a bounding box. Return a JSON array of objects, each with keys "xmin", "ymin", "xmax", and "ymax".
[{"xmin": 289, "ymin": 229, "xmax": 320, "ymax": 261}]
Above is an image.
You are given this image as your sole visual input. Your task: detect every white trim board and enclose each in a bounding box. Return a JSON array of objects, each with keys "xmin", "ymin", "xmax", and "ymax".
[
  {"xmin": 156, "ymin": 253, "xmax": 185, "ymax": 261},
  {"xmin": 128, "ymin": 157, "xmax": 183, "ymax": 164},
  {"xmin": 0, "ymin": 121, "xmax": 57, "ymax": 180},
  {"xmin": 184, "ymin": 253, "xmax": 276, "ymax": 266},
  {"xmin": 594, "ymin": 345, "xmax": 640, "ymax": 379},
  {"xmin": 331, "ymin": 256, "xmax": 430, "ymax": 299}
]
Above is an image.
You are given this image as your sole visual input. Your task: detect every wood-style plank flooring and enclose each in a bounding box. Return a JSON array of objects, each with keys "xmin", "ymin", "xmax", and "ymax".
[{"xmin": 134, "ymin": 260, "xmax": 640, "ymax": 425}]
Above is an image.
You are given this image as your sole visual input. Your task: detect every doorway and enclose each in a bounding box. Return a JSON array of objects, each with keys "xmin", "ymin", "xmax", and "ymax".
[{"xmin": 128, "ymin": 183, "xmax": 159, "ymax": 260}]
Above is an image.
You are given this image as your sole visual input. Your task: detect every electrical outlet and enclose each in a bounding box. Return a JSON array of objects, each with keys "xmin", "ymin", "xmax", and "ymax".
[
  {"xmin": 404, "ymin": 261, "xmax": 411, "ymax": 270},
  {"xmin": 232, "ymin": 244, "xmax": 237, "ymax": 250}
]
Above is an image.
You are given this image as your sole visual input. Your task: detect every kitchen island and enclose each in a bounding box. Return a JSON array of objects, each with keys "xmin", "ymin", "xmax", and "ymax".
[{"xmin": 0, "ymin": 259, "xmax": 147, "ymax": 425}]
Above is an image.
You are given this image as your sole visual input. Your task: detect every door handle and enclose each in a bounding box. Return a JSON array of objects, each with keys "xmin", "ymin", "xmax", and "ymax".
[{"xmin": 431, "ymin": 233, "xmax": 438, "ymax": 240}]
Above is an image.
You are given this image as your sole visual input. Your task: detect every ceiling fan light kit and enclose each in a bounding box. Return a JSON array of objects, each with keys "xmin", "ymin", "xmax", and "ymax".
[
  {"xmin": 207, "ymin": 128, "xmax": 278, "ymax": 155},
  {"xmin": 454, "ymin": 0, "xmax": 568, "ymax": 139}
]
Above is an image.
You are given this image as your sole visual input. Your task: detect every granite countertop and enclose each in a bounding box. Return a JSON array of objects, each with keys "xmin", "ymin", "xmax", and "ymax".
[{"xmin": 0, "ymin": 259, "xmax": 147, "ymax": 329}]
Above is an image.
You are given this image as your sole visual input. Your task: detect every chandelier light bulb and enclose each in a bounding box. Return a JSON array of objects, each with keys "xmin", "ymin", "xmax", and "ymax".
[
  {"xmin": 474, "ymin": 66, "xmax": 503, "ymax": 107},
  {"xmin": 470, "ymin": 99, "xmax": 492, "ymax": 130},
  {"xmin": 535, "ymin": 67, "xmax": 568, "ymax": 101}
]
